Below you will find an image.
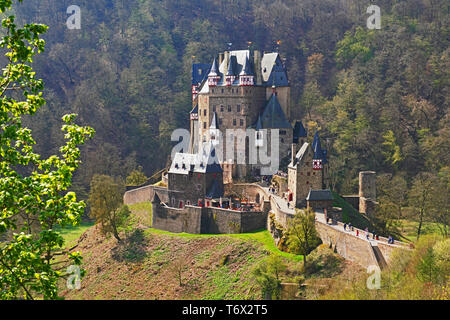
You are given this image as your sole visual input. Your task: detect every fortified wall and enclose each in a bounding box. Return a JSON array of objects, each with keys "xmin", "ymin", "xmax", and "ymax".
[
  {"xmin": 151, "ymin": 199, "xmax": 268, "ymax": 234},
  {"xmin": 123, "ymin": 185, "xmax": 168, "ymax": 205}
]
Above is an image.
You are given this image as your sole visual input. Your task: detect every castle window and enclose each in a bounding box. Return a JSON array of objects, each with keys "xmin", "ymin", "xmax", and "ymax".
[
  {"xmin": 281, "ymin": 138, "xmax": 284, "ymax": 143},
  {"xmin": 203, "ymin": 122, "xmax": 207, "ymax": 129},
  {"xmin": 237, "ymin": 105, "xmax": 241, "ymax": 112},
  {"xmin": 307, "ymin": 172, "xmax": 310, "ymax": 176},
  {"xmin": 280, "ymin": 130, "xmax": 286, "ymax": 135},
  {"xmin": 233, "ymin": 119, "xmax": 237, "ymax": 126},
  {"xmin": 220, "ymin": 105, "xmax": 224, "ymax": 112},
  {"xmin": 232, "ymin": 89, "xmax": 234, "ymax": 93},
  {"xmin": 306, "ymin": 181, "xmax": 309, "ymax": 185},
  {"xmin": 198, "ymin": 69, "xmax": 202, "ymax": 75},
  {"xmin": 240, "ymin": 119, "xmax": 244, "ymax": 126},
  {"xmin": 228, "ymin": 105, "xmax": 231, "ymax": 112},
  {"xmin": 212, "ymin": 89, "xmax": 214, "ymax": 93},
  {"xmin": 204, "ymin": 109, "xmax": 207, "ymax": 116},
  {"xmin": 221, "ymin": 89, "xmax": 224, "ymax": 93},
  {"xmin": 219, "ymin": 118, "xmax": 223, "ymax": 125}
]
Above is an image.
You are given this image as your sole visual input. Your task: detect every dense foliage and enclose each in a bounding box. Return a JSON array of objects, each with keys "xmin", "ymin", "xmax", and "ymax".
[
  {"xmin": 8, "ymin": 1, "xmax": 449, "ymax": 200},
  {"xmin": 0, "ymin": 0, "xmax": 94, "ymax": 299}
]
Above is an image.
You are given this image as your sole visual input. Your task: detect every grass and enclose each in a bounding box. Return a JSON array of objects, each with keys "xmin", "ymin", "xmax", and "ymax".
[
  {"xmin": 398, "ymin": 219, "xmax": 446, "ymax": 242},
  {"xmin": 332, "ymin": 192, "xmax": 371, "ymax": 229},
  {"xmin": 128, "ymin": 202, "xmax": 152, "ymax": 227},
  {"xmin": 56, "ymin": 221, "xmax": 94, "ymax": 248},
  {"xmin": 146, "ymin": 228, "xmax": 302, "ymax": 262}
]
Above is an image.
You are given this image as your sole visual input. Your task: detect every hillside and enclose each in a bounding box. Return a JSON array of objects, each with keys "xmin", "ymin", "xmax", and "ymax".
[
  {"xmin": 59, "ymin": 224, "xmax": 364, "ymax": 300},
  {"xmin": 8, "ymin": 0, "xmax": 447, "ymax": 199},
  {"xmin": 61, "ymin": 226, "xmax": 274, "ymax": 300}
]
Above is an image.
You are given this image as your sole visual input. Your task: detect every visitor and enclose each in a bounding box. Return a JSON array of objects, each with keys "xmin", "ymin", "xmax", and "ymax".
[
  {"xmin": 356, "ymin": 230, "xmax": 359, "ymax": 237},
  {"xmin": 348, "ymin": 223, "xmax": 352, "ymax": 230},
  {"xmin": 343, "ymin": 223, "xmax": 347, "ymax": 231}
]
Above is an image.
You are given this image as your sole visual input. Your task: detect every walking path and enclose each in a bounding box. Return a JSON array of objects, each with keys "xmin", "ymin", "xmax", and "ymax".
[{"xmin": 255, "ymin": 182, "xmax": 410, "ymax": 249}]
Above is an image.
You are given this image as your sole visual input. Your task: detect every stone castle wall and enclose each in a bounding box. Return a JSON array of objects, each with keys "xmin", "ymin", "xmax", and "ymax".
[
  {"xmin": 124, "ymin": 185, "xmax": 168, "ymax": 206},
  {"xmin": 152, "ymin": 200, "xmax": 267, "ymax": 235},
  {"xmin": 315, "ymin": 221, "xmax": 379, "ymax": 269}
]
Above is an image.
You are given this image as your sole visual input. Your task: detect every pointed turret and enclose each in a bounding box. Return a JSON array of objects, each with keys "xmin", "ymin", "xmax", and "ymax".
[
  {"xmin": 293, "ymin": 121, "xmax": 307, "ymax": 143},
  {"xmin": 225, "ymin": 56, "xmax": 235, "ymax": 86},
  {"xmin": 312, "ymin": 132, "xmax": 327, "ymax": 170},
  {"xmin": 239, "ymin": 55, "xmax": 254, "ymax": 86},
  {"xmin": 209, "ymin": 58, "xmax": 219, "ymax": 76},
  {"xmin": 209, "ymin": 112, "xmax": 220, "ymax": 146},
  {"xmin": 208, "ymin": 57, "xmax": 220, "ymax": 87}
]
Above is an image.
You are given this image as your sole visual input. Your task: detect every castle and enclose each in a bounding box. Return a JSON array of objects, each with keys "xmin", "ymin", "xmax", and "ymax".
[
  {"xmin": 146, "ymin": 48, "xmax": 330, "ymax": 233},
  {"xmin": 123, "ymin": 48, "xmax": 409, "ymax": 269}
]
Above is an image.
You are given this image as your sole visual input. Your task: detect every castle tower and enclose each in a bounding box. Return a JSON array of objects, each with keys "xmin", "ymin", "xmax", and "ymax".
[
  {"xmin": 359, "ymin": 171, "xmax": 377, "ymax": 216},
  {"xmin": 192, "ymin": 48, "xmax": 291, "ymax": 181}
]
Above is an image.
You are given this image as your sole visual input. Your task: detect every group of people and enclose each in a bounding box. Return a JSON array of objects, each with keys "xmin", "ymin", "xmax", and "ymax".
[{"xmin": 343, "ymin": 223, "xmax": 385, "ymax": 242}]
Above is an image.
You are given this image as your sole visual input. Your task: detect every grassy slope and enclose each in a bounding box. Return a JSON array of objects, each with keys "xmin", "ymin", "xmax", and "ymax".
[
  {"xmin": 60, "ymin": 225, "xmax": 289, "ymax": 300},
  {"xmin": 59, "ymin": 201, "xmax": 305, "ymax": 300},
  {"xmin": 332, "ymin": 192, "xmax": 371, "ymax": 229},
  {"xmin": 57, "ymin": 221, "xmax": 95, "ymax": 248}
]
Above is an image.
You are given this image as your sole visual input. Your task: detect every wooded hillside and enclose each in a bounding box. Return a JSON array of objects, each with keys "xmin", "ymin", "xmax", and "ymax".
[{"xmin": 9, "ymin": 0, "xmax": 449, "ymax": 198}]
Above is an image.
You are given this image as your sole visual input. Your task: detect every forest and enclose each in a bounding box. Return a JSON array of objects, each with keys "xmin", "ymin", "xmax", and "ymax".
[{"xmin": 7, "ymin": 0, "xmax": 449, "ymax": 213}]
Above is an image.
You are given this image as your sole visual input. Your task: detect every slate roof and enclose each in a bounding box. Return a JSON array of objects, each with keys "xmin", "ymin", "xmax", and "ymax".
[
  {"xmin": 210, "ymin": 112, "xmax": 219, "ymax": 130},
  {"xmin": 205, "ymin": 179, "xmax": 224, "ymax": 199},
  {"xmin": 306, "ymin": 189, "xmax": 333, "ymax": 201},
  {"xmin": 260, "ymin": 93, "xmax": 292, "ymax": 129},
  {"xmin": 293, "ymin": 121, "xmax": 307, "ymax": 142},
  {"xmin": 289, "ymin": 142, "xmax": 309, "ymax": 167},
  {"xmin": 169, "ymin": 142, "xmax": 223, "ymax": 175},
  {"xmin": 312, "ymin": 132, "xmax": 328, "ymax": 164},
  {"xmin": 261, "ymin": 53, "xmax": 289, "ymax": 86},
  {"xmin": 192, "ymin": 63, "xmax": 211, "ymax": 85},
  {"xmin": 226, "ymin": 55, "xmax": 236, "ymax": 76},
  {"xmin": 240, "ymin": 56, "xmax": 252, "ymax": 76},
  {"xmin": 208, "ymin": 58, "xmax": 219, "ymax": 77},
  {"xmin": 190, "ymin": 104, "xmax": 199, "ymax": 115},
  {"xmin": 255, "ymin": 115, "xmax": 263, "ymax": 131}
]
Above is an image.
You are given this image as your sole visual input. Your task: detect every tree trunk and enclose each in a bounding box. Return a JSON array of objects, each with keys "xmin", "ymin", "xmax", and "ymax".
[
  {"xmin": 417, "ymin": 209, "xmax": 424, "ymax": 241},
  {"xmin": 112, "ymin": 222, "xmax": 121, "ymax": 242}
]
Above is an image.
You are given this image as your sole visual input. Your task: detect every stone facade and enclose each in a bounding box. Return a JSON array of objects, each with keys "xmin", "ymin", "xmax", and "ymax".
[
  {"xmin": 167, "ymin": 169, "xmax": 223, "ymax": 208},
  {"xmin": 151, "ymin": 195, "xmax": 268, "ymax": 235},
  {"xmin": 123, "ymin": 185, "xmax": 168, "ymax": 206},
  {"xmin": 192, "ymin": 49, "xmax": 294, "ymax": 180},
  {"xmin": 288, "ymin": 143, "xmax": 323, "ymax": 208}
]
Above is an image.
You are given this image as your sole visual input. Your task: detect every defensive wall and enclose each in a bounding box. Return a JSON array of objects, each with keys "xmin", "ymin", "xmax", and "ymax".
[
  {"xmin": 124, "ymin": 182, "xmax": 409, "ymax": 269},
  {"xmin": 151, "ymin": 201, "xmax": 268, "ymax": 234},
  {"xmin": 124, "ymin": 185, "xmax": 168, "ymax": 205}
]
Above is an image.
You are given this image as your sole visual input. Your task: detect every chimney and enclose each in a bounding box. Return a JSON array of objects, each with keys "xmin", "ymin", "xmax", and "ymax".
[
  {"xmin": 291, "ymin": 143, "xmax": 297, "ymax": 165},
  {"xmin": 224, "ymin": 51, "xmax": 230, "ymax": 71},
  {"xmin": 219, "ymin": 52, "xmax": 224, "ymax": 66},
  {"xmin": 253, "ymin": 50, "xmax": 262, "ymax": 85}
]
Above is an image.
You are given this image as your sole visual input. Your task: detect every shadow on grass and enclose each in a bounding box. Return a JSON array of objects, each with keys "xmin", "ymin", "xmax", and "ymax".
[{"xmin": 111, "ymin": 229, "xmax": 148, "ymax": 263}]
